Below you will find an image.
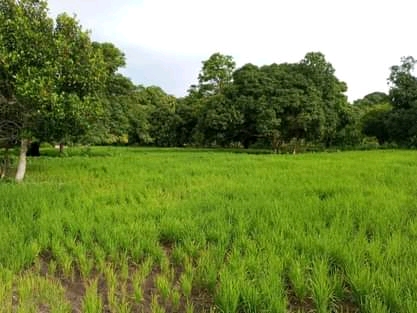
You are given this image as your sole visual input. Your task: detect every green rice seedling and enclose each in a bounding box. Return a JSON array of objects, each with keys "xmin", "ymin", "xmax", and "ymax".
[
  {"xmin": 171, "ymin": 287, "xmax": 181, "ymax": 311},
  {"xmin": 156, "ymin": 274, "xmax": 171, "ymax": 303},
  {"xmin": 240, "ymin": 284, "xmax": 262, "ymax": 313},
  {"xmin": 120, "ymin": 254, "xmax": 130, "ymax": 282},
  {"xmin": 310, "ymin": 259, "xmax": 335, "ymax": 313},
  {"xmin": 139, "ymin": 257, "xmax": 154, "ymax": 279},
  {"xmin": 60, "ymin": 254, "xmax": 73, "ymax": 279},
  {"xmin": 93, "ymin": 246, "xmax": 106, "ymax": 272},
  {"xmin": 181, "ymin": 238, "xmax": 201, "ymax": 260},
  {"xmin": 171, "ymin": 245, "xmax": 187, "ymax": 266},
  {"xmin": 288, "ymin": 257, "xmax": 310, "ymax": 300},
  {"xmin": 180, "ymin": 273, "xmax": 193, "ymax": 298},
  {"xmin": 157, "ymin": 254, "xmax": 175, "ymax": 287},
  {"xmin": 51, "ymin": 239, "xmax": 67, "ymax": 267},
  {"xmin": 259, "ymin": 273, "xmax": 287, "ymax": 313},
  {"xmin": 402, "ymin": 297, "xmax": 417, "ymax": 313},
  {"xmin": 183, "ymin": 255, "xmax": 194, "ymax": 278},
  {"xmin": 0, "ymin": 270, "xmax": 14, "ymax": 312},
  {"xmin": 116, "ymin": 282, "xmax": 131, "ymax": 313},
  {"xmin": 363, "ymin": 295, "xmax": 390, "ymax": 313},
  {"xmin": 16, "ymin": 273, "xmax": 71, "ymax": 313},
  {"xmin": 216, "ymin": 270, "xmax": 241, "ymax": 313},
  {"xmin": 48, "ymin": 259, "xmax": 57, "ymax": 277},
  {"xmin": 151, "ymin": 294, "xmax": 165, "ymax": 313},
  {"xmin": 132, "ymin": 271, "xmax": 144, "ymax": 303},
  {"xmin": 377, "ymin": 275, "xmax": 401, "ymax": 313},
  {"xmin": 82, "ymin": 279, "xmax": 103, "ymax": 313},
  {"xmin": 185, "ymin": 300, "xmax": 195, "ymax": 313},
  {"xmin": 347, "ymin": 263, "xmax": 373, "ymax": 306},
  {"xmin": 104, "ymin": 265, "xmax": 118, "ymax": 310},
  {"xmin": 159, "ymin": 254, "xmax": 170, "ymax": 276},
  {"xmin": 33, "ymin": 257, "xmax": 42, "ymax": 275},
  {"xmin": 195, "ymin": 251, "xmax": 219, "ymax": 293},
  {"xmin": 331, "ymin": 273, "xmax": 346, "ymax": 304},
  {"xmin": 120, "ymin": 281, "xmax": 129, "ymax": 301},
  {"xmin": 115, "ymin": 301, "xmax": 131, "ymax": 313},
  {"xmin": 78, "ymin": 253, "xmax": 93, "ymax": 279}
]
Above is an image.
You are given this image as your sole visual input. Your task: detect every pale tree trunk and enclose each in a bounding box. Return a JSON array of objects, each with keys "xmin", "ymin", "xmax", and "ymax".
[{"xmin": 15, "ymin": 139, "xmax": 29, "ymax": 183}]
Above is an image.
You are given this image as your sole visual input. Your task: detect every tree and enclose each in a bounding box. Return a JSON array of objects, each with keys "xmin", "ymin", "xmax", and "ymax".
[
  {"xmin": 386, "ymin": 56, "xmax": 417, "ymax": 145},
  {"xmin": 231, "ymin": 64, "xmax": 281, "ymax": 149},
  {"xmin": 128, "ymin": 86, "xmax": 178, "ymax": 146},
  {"xmin": 0, "ymin": 95, "xmax": 21, "ymax": 178},
  {"xmin": 353, "ymin": 92, "xmax": 391, "ymax": 145},
  {"xmin": 264, "ymin": 63, "xmax": 325, "ymax": 150},
  {"xmin": 90, "ymin": 43, "xmax": 133, "ymax": 144},
  {"xmin": 174, "ymin": 96, "xmax": 200, "ymax": 146},
  {"xmin": 36, "ymin": 13, "xmax": 106, "ymax": 152},
  {"xmin": 353, "ymin": 91, "xmax": 389, "ymax": 107},
  {"xmin": 361, "ymin": 103, "xmax": 391, "ymax": 144},
  {"xmin": 231, "ymin": 62, "xmax": 326, "ymax": 151},
  {"xmin": 0, "ymin": 1, "xmax": 107, "ymax": 181},
  {"xmin": 197, "ymin": 52, "xmax": 236, "ymax": 96},
  {"xmin": 300, "ymin": 52, "xmax": 349, "ymax": 147},
  {"xmin": 196, "ymin": 93, "xmax": 243, "ymax": 147},
  {"xmin": 188, "ymin": 53, "xmax": 239, "ymax": 147},
  {"xmin": 127, "ymin": 86, "xmax": 152, "ymax": 145},
  {"xmin": 0, "ymin": 0, "xmax": 56, "ymax": 181}
]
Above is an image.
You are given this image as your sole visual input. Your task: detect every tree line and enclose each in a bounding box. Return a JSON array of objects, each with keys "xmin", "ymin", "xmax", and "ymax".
[{"xmin": 1, "ymin": 0, "xmax": 417, "ymax": 181}]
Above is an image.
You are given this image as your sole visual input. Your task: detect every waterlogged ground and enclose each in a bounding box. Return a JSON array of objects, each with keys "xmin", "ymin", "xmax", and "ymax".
[{"xmin": 1, "ymin": 147, "xmax": 417, "ymax": 313}]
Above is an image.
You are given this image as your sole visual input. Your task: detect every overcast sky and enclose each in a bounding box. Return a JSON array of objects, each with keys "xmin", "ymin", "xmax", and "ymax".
[{"xmin": 47, "ymin": 0, "xmax": 416, "ymax": 101}]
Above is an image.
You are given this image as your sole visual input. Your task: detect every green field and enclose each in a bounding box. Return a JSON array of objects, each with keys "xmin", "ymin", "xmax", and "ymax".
[{"xmin": 1, "ymin": 148, "xmax": 417, "ymax": 313}]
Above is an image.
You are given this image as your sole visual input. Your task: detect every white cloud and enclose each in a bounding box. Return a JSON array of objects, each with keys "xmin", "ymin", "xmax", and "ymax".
[{"xmin": 48, "ymin": 0, "xmax": 417, "ymax": 100}]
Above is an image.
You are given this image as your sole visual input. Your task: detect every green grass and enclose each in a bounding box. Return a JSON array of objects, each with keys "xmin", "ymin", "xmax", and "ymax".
[{"xmin": 1, "ymin": 147, "xmax": 417, "ymax": 312}]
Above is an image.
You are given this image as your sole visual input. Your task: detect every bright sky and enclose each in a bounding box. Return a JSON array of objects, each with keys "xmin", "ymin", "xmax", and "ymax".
[{"xmin": 47, "ymin": 0, "xmax": 416, "ymax": 101}]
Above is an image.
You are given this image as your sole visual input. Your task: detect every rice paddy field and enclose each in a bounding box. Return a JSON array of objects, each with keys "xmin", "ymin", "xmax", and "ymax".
[{"xmin": 1, "ymin": 147, "xmax": 417, "ymax": 313}]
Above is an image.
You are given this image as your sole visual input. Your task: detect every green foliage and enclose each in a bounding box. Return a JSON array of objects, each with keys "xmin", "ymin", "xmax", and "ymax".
[
  {"xmin": 353, "ymin": 91, "xmax": 390, "ymax": 107},
  {"xmin": 198, "ymin": 52, "xmax": 236, "ymax": 96},
  {"xmin": 385, "ymin": 56, "xmax": 417, "ymax": 145},
  {"xmin": 0, "ymin": 0, "xmax": 55, "ymax": 135},
  {"xmin": 361, "ymin": 103, "xmax": 392, "ymax": 144},
  {"xmin": 183, "ymin": 51, "xmax": 351, "ymax": 150}
]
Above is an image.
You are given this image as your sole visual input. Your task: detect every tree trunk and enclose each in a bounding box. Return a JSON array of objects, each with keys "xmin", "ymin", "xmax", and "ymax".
[
  {"xmin": 15, "ymin": 139, "xmax": 29, "ymax": 183},
  {"xmin": 59, "ymin": 143, "xmax": 64, "ymax": 155},
  {"xmin": 1, "ymin": 148, "xmax": 10, "ymax": 179},
  {"xmin": 242, "ymin": 138, "xmax": 250, "ymax": 149},
  {"xmin": 28, "ymin": 141, "xmax": 40, "ymax": 156}
]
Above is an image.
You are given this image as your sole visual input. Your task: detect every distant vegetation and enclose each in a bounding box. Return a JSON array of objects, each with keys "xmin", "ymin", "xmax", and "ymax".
[{"xmin": 1, "ymin": 0, "xmax": 417, "ymax": 182}]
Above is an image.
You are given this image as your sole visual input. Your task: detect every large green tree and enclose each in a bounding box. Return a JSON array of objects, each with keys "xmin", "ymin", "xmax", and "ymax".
[
  {"xmin": 191, "ymin": 53, "xmax": 240, "ymax": 146},
  {"xmin": 0, "ymin": 0, "xmax": 107, "ymax": 181},
  {"xmin": 36, "ymin": 13, "xmax": 107, "ymax": 152},
  {"xmin": 300, "ymin": 52, "xmax": 349, "ymax": 146},
  {"xmin": 231, "ymin": 64, "xmax": 281, "ymax": 149},
  {"xmin": 0, "ymin": 0, "xmax": 56, "ymax": 181},
  {"xmin": 386, "ymin": 56, "xmax": 417, "ymax": 145},
  {"xmin": 89, "ymin": 42, "xmax": 134, "ymax": 145},
  {"xmin": 197, "ymin": 52, "xmax": 236, "ymax": 96},
  {"xmin": 128, "ymin": 86, "xmax": 178, "ymax": 146}
]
